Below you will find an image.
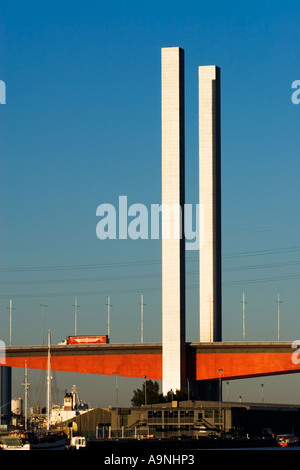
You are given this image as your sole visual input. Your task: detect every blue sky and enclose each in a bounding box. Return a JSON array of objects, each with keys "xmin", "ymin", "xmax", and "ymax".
[{"xmin": 0, "ymin": 0, "xmax": 300, "ymax": 407}]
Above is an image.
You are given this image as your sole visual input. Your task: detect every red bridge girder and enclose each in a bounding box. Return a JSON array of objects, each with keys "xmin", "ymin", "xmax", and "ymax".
[{"xmin": 3, "ymin": 341, "xmax": 300, "ymax": 382}]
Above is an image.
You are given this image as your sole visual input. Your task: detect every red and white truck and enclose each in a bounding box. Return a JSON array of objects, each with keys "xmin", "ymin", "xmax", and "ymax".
[
  {"xmin": 68, "ymin": 335, "xmax": 109, "ymax": 344},
  {"xmin": 58, "ymin": 335, "xmax": 109, "ymax": 345}
]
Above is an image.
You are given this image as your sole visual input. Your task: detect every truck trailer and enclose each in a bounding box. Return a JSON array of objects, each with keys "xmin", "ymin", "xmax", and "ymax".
[{"xmin": 67, "ymin": 335, "xmax": 109, "ymax": 345}]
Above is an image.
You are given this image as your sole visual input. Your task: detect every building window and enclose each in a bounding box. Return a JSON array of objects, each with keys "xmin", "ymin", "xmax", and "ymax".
[{"xmin": 205, "ymin": 410, "xmax": 213, "ymax": 419}]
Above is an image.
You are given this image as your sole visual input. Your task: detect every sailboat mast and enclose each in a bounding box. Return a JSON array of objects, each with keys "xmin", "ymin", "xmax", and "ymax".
[
  {"xmin": 22, "ymin": 360, "xmax": 30, "ymax": 431},
  {"xmin": 47, "ymin": 330, "xmax": 51, "ymax": 431}
]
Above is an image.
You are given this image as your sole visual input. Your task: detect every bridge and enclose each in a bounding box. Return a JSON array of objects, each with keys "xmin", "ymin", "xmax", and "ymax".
[
  {"xmin": 1, "ymin": 48, "xmax": 299, "ymax": 409},
  {"xmin": 3, "ymin": 341, "xmax": 300, "ymax": 386}
]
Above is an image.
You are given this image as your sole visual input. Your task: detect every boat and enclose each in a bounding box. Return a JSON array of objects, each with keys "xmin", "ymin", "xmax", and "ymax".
[
  {"xmin": 0, "ymin": 434, "xmax": 30, "ymax": 450},
  {"xmin": 66, "ymin": 435, "xmax": 87, "ymax": 450},
  {"xmin": 27, "ymin": 431, "xmax": 68, "ymax": 450},
  {"xmin": 25, "ymin": 331, "xmax": 68, "ymax": 450},
  {"xmin": 276, "ymin": 433, "xmax": 299, "ymax": 447}
]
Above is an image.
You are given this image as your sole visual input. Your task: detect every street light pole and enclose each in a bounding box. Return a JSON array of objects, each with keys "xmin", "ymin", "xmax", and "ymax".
[
  {"xmin": 7, "ymin": 299, "xmax": 15, "ymax": 347},
  {"xmin": 139, "ymin": 295, "xmax": 145, "ymax": 343},
  {"xmin": 144, "ymin": 376, "xmax": 147, "ymax": 405},
  {"xmin": 242, "ymin": 293, "xmax": 247, "ymax": 341},
  {"xmin": 106, "ymin": 297, "xmax": 113, "ymax": 341},
  {"xmin": 73, "ymin": 297, "xmax": 80, "ymax": 336},
  {"xmin": 217, "ymin": 369, "xmax": 223, "ymax": 429},
  {"xmin": 276, "ymin": 294, "xmax": 282, "ymax": 341},
  {"xmin": 40, "ymin": 304, "xmax": 47, "ymax": 345}
]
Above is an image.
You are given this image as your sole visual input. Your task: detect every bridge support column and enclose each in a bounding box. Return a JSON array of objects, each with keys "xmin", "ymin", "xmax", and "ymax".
[
  {"xmin": 199, "ymin": 65, "xmax": 222, "ymax": 343},
  {"xmin": 161, "ymin": 46, "xmax": 186, "ymax": 396},
  {"xmin": 0, "ymin": 366, "xmax": 12, "ymax": 426}
]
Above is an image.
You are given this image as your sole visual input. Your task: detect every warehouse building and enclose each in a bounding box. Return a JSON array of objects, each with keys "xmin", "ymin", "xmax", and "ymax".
[{"xmin": 59, "ymin": 400, "xmax": 300, "ymax": 440}]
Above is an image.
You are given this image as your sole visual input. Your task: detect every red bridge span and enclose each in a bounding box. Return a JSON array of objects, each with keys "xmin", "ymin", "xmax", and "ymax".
[{"xmin": 3, "ymin": 341, "xmax": 300, "ymax": 382}]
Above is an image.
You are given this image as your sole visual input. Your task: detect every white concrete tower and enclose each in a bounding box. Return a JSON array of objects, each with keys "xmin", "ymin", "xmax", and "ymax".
[
  {"xmin": 199, "ymin": 65, "xmax": 222, "ymax": 343},
  {"xmin": 161, "ymin": 47, "xmax": 186, "ymax": 395}
]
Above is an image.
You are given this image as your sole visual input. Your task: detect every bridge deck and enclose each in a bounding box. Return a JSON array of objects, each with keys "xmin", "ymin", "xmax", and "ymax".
[{"xmin": 2, "ymin": 341, "xmax": 300, "ymax": 381}]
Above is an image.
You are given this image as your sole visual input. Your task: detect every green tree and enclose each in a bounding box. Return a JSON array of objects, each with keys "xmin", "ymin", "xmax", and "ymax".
[{"xmin": 131, "ymin": 379, "xmax": 164, "ymax": 406}]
